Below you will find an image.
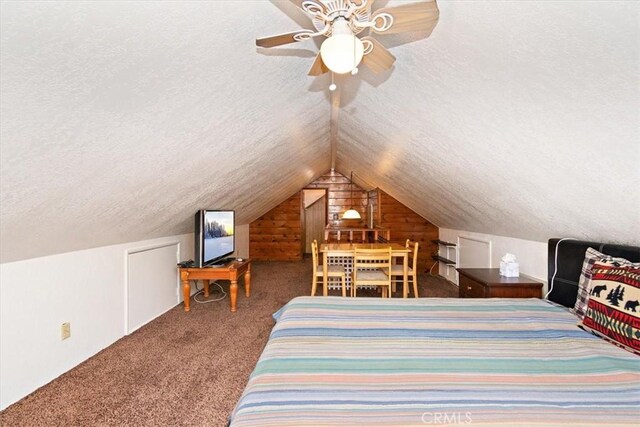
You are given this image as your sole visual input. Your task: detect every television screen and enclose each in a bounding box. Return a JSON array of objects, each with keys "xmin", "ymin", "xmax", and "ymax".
[{"xmin": 195, "ymin": 210, "xmax": 235, "ymax": 266}]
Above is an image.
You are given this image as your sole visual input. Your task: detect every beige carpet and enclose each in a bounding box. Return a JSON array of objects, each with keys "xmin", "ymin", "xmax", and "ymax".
[{"xmin": 0, "ymin": 259, "xmax": 458, "ymax": 427}]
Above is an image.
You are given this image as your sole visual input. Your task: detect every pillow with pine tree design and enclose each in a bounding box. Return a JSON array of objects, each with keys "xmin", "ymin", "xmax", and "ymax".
[{"xmin": 578, "ymin": 260, "xmax": 640, "ymax": 354}]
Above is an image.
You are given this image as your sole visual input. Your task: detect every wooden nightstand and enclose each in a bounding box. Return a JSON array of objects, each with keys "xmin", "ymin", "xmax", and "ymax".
[{"xmin": 457, "ymin": 268, "xmax": 543, "ymax": 298}]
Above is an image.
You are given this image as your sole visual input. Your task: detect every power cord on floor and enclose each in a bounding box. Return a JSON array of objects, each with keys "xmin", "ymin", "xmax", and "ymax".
[
  {"xmin": 193, "ymin": 280, "xmax": 227, "ymax": 304},
  {"xmin": 427, "ymin": 261, "xmax": 438, "ymax": 276}
]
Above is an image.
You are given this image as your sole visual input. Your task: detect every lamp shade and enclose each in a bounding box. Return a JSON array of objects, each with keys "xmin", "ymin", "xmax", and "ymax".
[
  {"xmin": 320, "ymin": 19, "xmax": 364, "ymax": 74},
  {"xmin": 342, "ymin": 208, "xmax": 361, "ymax": 220}
]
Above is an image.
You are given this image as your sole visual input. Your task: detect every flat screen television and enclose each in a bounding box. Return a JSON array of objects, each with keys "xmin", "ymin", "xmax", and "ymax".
[{"xmin": 194, "ymin": 210, "xmax": 235, "ymax": 267}]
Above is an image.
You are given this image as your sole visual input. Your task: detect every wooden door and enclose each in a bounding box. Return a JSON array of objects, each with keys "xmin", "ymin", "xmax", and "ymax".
[{"xmin": 304, "ymin": 196, "xmax": 326, "ymax": 253}]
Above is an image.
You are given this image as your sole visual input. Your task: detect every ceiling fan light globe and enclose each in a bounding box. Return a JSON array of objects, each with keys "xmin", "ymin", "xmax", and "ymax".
[{"xmin": 320, "ymin": 34, "xmax": 364, "ymax": 75}]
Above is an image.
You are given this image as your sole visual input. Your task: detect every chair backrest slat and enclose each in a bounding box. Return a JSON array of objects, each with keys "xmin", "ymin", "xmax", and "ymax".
[
  {"xmin": 406, "ymin": 240, "xmax": 419, "ymax": 272},
  {"xmin": 353, "ymin": 248, "xmax": 392, "ymax": 270},
  {"xmin": 352, "ymin": 247, "xmax": 392, "ymax": 297},
  {"xmin": 311, "ymin": 240, "xmax": 319, "ymax": 275}
]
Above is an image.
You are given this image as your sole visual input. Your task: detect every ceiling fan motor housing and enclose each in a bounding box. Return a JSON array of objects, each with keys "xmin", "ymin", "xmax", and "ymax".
[{"xmin": 311, "ymin": 0, "xmax": 370, "ymax": 37}]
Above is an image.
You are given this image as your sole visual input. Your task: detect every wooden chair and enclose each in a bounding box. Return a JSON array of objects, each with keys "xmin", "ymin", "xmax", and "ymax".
[
  {"xmin": 352, "ymin": 247, "xmax": 392, "ymax": 298},
  {"xmin": 311, "ymin": 240, "xmax": 346, "ymax": 297},
  {"xmin": 391, "ymin": 239, "xmax": 420, "ymax": 298}
]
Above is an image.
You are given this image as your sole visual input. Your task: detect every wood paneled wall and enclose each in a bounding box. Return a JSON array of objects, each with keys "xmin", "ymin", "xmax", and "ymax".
[
  {"xmin": 249, "ymin": 171, "xmax": 439, "ymax": 269},
  {"xmin": 249, "ymin": 192, "xmax": 302, "ymax": 261},
  {"xmin": 368, "ymin": 189, "xmax": 379, "ymax": 227},
  {"xmin": 378, "ymin": 190, "xmax": 438, "ymax": 272},
  {"xmin": 305, "ymin": 170, "xmax": 368, "ymax": 228}
]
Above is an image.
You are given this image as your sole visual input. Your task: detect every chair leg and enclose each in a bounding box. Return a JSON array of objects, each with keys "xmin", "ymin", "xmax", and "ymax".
[
  {"xmin": 351, "ymin": 273, "xmax": 356, "ymax": 297},
  {"xmin": 412, "ymin": 275, "xmax": 419, "ymax": 298},
  {"xmin": 311, "ymin": 275, "xmax": 317, "ymax": 296},
  {"xmin": 341, "ymin": 275, "xmax": 346, "ymax": 297}
]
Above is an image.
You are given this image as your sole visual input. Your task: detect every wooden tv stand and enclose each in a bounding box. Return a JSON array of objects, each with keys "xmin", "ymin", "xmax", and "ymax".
[{"xmin": 179, "ymin": 258, "xmax": 251, "ymax": 312}]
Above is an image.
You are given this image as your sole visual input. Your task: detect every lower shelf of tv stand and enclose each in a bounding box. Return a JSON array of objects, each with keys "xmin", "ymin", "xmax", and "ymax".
[{"xmin": 179, "ymin": 258, "xmax": 251, "ymax": 312}]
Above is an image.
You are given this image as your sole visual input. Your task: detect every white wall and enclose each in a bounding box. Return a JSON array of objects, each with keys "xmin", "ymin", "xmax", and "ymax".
[
  {"xmin": 438, "ymin": 228, "xmax": 548, "ymax": 291},
  {"xmin": 0, "ymin": 228, "xmax": 249, "ymax": 410}
]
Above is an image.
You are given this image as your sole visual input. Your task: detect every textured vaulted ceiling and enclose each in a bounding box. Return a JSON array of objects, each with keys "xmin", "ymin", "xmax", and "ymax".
[
  {"xmin": 336, "ymin": 1, "xmax": 639, "ymax": 245},
  {"xmin": 1, "ymin": 1, "xmax": 638, "ymax": 263}
]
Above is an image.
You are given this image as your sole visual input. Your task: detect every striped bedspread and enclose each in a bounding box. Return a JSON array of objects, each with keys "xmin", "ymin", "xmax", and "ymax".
[{"xmin": 230, "ymin": 297, "xmax": 640, "ymax": 426}]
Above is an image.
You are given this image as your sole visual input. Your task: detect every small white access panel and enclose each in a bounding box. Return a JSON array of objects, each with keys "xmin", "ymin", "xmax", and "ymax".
[{"xmin": 127, "ymin": 243, "xmax": 179, "ymax": 334}]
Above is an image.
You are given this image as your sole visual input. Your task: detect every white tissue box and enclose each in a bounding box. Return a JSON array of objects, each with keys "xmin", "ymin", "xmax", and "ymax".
[{"xmin": 500, "ymin": 261, "xmax": 519, "ymax": 277}]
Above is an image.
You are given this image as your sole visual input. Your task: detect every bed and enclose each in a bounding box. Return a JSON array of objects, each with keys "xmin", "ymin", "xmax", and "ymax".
[{"xmin": 229, "ymin": 239, "xmax": 640, "ymax": 426}]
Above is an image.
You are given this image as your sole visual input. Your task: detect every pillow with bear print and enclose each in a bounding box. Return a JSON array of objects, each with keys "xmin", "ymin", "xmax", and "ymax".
[
  {"xmin": 578, "ymin": 260, "xmax": 640, "ymax": 354},
  {"xmin": 573, "ymin": 248, "xmax": 640, "ymax": 319}
]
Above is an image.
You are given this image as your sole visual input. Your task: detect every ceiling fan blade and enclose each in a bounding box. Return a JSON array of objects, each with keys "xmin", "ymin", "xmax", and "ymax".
[
  {"xmin": 256, "ymin": 30, "xmax": 309, "ymax": 48},
  {"xmin": 308, "ymin": 52, "xmax": 329, "ymax": 76},
  {"xmin": 361, "ymin": 37, "xmax": 396, "ymax": 74},
  {"xmin": 371, "ymin": 1, "xmax": 439, "ymax": 35}
]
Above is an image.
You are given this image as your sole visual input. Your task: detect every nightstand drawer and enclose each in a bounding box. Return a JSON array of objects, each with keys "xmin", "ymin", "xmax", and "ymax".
[
  {"xmin": 457, "ymin": 268, "xmax": 543, "ymax": 299},
  {"xmin": 459, "ymin": 275, "xmax": 485, "ymax": 298}
]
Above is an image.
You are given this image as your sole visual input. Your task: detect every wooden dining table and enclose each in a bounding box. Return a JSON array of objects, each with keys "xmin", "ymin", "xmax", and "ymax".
[{"xmin": 319, "ymin": 242, "xmax": 411, "ymax": 298}]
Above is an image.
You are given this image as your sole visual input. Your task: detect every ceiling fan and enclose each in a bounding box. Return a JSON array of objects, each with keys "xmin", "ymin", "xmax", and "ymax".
[{"xmin": 257, "ymin": 0, "xmax": 440, "ymax": 77}]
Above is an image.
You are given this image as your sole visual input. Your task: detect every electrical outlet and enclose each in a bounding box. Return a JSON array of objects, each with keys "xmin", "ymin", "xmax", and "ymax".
[{"xmin": 61, "ymin": 322, "xmax": 71, "ymax": 340}]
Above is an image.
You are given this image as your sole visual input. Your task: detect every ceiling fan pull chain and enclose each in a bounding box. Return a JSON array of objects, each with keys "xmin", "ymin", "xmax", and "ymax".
[{"xmin": 329, "ymin": 73, "xmax": 337, "ymax": 92}]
